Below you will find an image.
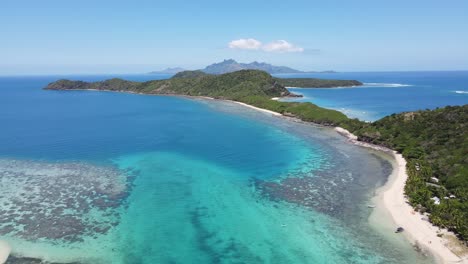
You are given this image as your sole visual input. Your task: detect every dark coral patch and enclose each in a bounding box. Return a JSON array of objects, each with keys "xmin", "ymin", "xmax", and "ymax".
[{"xmin": 0, "ymin": 159, "xmax": 135, "ymax": 243}]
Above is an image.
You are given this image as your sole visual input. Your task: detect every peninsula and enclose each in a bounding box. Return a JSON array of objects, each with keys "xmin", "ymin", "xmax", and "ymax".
[{"xmin": 45, "ymin": 70, "xmax": 468, "ymax": 262}]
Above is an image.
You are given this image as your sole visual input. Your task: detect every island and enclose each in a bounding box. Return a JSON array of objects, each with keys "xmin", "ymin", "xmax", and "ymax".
[
  {"xmin": 148, "ymin": 67, "xmax": 186, "ymax": 74},
  {"xmin": 45, "ymin": 70, "xmax": 467, "ymax": 260},
  {"xmin": 45, "ymin": 70, "xmax": 361, "ymax": 125}
]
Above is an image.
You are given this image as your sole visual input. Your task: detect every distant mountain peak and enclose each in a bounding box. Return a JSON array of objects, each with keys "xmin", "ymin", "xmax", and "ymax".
[
  {"xmin": 149, "ymin": 60, "xmax": 336, "ymax": 75},
  {"xmin": 223, "ymin": 59, "xmax": 237, "ymax": 63}
]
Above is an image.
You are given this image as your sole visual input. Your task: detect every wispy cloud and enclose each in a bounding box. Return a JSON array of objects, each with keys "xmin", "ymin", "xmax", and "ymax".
[
  {"xmin": 262, "ymin": 40, "xmax": 304, "ymax": 53},
  {"xmin": 228, "ymin": 38, "xmax": 304, "ymax": 53}
]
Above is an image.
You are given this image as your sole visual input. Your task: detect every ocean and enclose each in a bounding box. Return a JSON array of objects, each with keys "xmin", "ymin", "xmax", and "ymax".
[
  {"xmin": 277, "ymin": 71, "xmax": 468, "ymax": 121},
  {"xmin": 0, "ymin": 73, "xmax": 455, "ymax": 263}
]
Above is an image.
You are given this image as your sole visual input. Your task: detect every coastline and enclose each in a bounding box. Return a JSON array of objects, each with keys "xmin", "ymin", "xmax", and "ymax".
[
  {"xmin": 223, "ymin": 99, "xmax": 467, "ymax": 263},
  {"xmin": 43, "ymin": 88, "xmax": 467, "ymax": 263},
  {"xmin": 205, "ymin": 97, "xmax": 467, "ymax": 263},
  {"xmin": 335, "ymin": 127, "xmax": 467, "ymax": 264},
  {"xmin": 380, "ymin": 152, "xmax": 467, "ymax": 264}
]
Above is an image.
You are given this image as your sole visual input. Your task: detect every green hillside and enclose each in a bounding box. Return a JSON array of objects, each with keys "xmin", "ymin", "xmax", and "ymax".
[{"xmin": 45, "ymin": 70, "xmax": 350, "ymax": 125}]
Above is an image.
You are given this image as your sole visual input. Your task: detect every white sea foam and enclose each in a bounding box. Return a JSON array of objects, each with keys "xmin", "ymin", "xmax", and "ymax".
[
  {"xmin": 363, "ymin": 83, "xmax": 412, "ymax": 87},
  {"xmin": 287, "ymin": 86, "xmax": 360, "ymax": 89},
  {"xmin": 453, "ymin": 90, "xmax": 468, "ymax": 94}
]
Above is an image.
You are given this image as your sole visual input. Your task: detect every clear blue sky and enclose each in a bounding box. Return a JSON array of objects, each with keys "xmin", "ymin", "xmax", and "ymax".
[{"xmin": 1, "ymin": 0, "xmax": 468, "ymax": 74}]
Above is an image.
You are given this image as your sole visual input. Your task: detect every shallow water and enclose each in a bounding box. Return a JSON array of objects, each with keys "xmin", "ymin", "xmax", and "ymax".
[
  {"xmin": 0, "ymin": 75, "xmax": 433, "ymax": 263},
  {"xmin": 277, "ymin": 71, "xmax": 468, "ymax": 121}
]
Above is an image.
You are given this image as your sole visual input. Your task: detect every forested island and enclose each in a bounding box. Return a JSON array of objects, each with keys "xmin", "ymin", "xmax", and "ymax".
[
  {"xmin": 45, "ymin": 70, "xmax": 467, "ymax": 241},
  {"xmin": 45, "ymin": 70, "xmax": 360, "ymax": 125}
]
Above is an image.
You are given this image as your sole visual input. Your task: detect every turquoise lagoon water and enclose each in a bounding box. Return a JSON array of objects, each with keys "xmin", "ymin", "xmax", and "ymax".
[
  {"xmin": 0, "ymin": 75, "xmax": 433, "ymax": 263},
  {"xmin": 278, "ymin": 71, "xmax": 468, "ymax": 121}
]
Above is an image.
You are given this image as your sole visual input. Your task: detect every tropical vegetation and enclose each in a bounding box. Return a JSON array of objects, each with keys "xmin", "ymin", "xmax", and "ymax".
[{"xmin": 348, "ymin": 105, "xmax": 468, "ymax": 241}]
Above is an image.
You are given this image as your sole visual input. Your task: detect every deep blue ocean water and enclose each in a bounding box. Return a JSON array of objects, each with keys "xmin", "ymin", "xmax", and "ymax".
[
  {"xmin": 0, "ymin": 74, "xmax": 440, "ymax": 263},
  {"xmin": 277, "ymin": 71, "xmax": 468, "ymax": 121}
]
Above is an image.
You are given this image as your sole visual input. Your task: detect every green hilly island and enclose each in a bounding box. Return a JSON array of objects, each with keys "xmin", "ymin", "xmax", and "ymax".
[
  {"xmin": 46, "ymin": 70, "xmax": 360, "ymax": 125},
  {"xmin": 45, "ymin": 70, "xmax": 468, "ymax": 241}
]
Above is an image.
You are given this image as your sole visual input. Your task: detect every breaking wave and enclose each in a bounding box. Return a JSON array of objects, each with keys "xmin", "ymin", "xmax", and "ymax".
[
  {"xmin": 453, "ymin": 90, "xmax": 468, "ymax": 94},
  {"xmin": 363, "ymin": 83, "xmax": 412, "ymax": 87}
]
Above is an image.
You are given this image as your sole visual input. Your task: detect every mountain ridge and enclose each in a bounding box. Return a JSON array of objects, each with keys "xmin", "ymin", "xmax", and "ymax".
[
  {"xmin": 149, "ymin": 59, "xmax": 335, "ymax": 75},
  {"xmin": 202, "ymin": 59, "xmax": 334, "ymax": 74}
]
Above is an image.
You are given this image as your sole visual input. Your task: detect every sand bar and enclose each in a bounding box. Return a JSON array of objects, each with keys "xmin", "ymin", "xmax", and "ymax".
[{"xmin": 228, "ymin": 101, "xmax": 282, "ymax": 116}]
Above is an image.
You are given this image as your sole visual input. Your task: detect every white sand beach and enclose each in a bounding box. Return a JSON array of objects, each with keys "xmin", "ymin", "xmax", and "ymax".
[
  {"xmin": 381, "ymin": 152, "xmax": 467, "ymax": 264},
  {"xmin": 229, "ymin": 101, "xmax": 282, "ymax": 116},
  {"xmin": 335, "ymin": 127, "xmax": 468, "ymax": 264},
  {"xmin": 0, "ymin": 240, "xmax": 11, "ymax": 264}
]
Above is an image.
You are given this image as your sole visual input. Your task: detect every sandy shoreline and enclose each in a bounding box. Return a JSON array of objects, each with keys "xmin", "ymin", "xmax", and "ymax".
[
  {"xmin": 0, "ymin": 240, "xmax": 11, "ymax": 264},
  {"xmin": 381, "ymin": 152, "xmax": 467, "ymax": 264},
  {"xmin": 226, "ymin": 101, "xmax": 282, "ymax": 116},
  {"xmin": 335, "ymin": 127, "xmax": 467, "ymax": 264}
]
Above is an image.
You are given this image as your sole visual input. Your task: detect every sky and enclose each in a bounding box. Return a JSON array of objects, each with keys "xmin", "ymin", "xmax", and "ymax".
[{"xmin": 1, "ymin": 0, "xmax": 468, "ymax": 74}]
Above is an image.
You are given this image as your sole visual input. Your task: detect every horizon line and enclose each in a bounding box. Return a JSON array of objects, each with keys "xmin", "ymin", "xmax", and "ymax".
[{"xmin": 1, "ymin": 69, "xmax": 468, "ymax": 77}]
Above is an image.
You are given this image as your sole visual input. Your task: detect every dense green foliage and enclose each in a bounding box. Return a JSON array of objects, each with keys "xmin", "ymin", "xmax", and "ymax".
[
  {"xmin": 276, "ymin": 78, "xmax": 362, "ymax": 88},
  {"xmin": 46, "ymin": 71, "xmax": 468, "ymax": 241},
  {"xmin": 47, "ymin": 78, "xmax": 139, "ymax": 91},
  {"xmin": 48, "ymin": 70, "xmax": 288, "ymax": 98},
  {"xmin": 351, "ymin": 106, "xmax": 468, "ymax": 241},
  {"xmin": 240, "ymin": 96, "xmax": 348, "ymax": 125},
  {"xmin": 171, "ymin": 70, "xmax": 208, "ymax": 79}
]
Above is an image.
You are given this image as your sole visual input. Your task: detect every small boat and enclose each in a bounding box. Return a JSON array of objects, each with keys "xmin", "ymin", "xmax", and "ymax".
[
  {"xmin": 367, "ymin": 204, "xmax": 376, "ymax": 208},
  {"xmin": 395, "ymin": 227, "xmax": 404, "ymax": 233}
]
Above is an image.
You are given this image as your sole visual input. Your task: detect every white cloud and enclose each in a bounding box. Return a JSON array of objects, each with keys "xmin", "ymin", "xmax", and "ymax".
[
  {"xmin": 228, "ymin": 39, "xmax": 304, "ymax": 53},
  {"xmin": 262, "ymin": 40, "xmax": 304, "ymax": 53},
  {"xmin": 228, "ymin": 38, "xmax": 262, "ymax": 50}
]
